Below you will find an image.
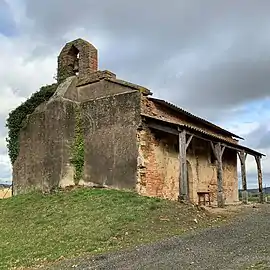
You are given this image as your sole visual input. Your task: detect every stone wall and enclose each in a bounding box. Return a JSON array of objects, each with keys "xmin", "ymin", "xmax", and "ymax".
[{"xmin": 137, "ymin": 127, "xmax": 239, "ymax": 205}]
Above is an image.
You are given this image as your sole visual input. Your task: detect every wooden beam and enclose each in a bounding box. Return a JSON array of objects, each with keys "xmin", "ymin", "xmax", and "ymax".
[
  {"xmin": 221, "ymin": 145, "xmax": 225, "ymax": 157},
  {"xmin": 237, "ymin": 151, "xmax": 248, "ymax": 204},
  {"xmin": 210, "ymin": 142, "xmax": 217, "ymax": 159},
  {"xmin": 178, "ymin": 130, "xmax": 188, "ymax": 202},
  {"xmin": 255, "ymin": 155, "xmax": 264, "ymax": 203},
  {"xmin": 211, "ymin": 142, "xmax": 225, "ymax": 208},
  {"xmin": 185, "ymin": 130, "xmax": 263, "ymax": 158},
  {"xmin": 145, "ymin": 117, "xmax": 263, "ymax": 157},
  {"xmin": 147, "ymin": 122, "xmax": 178, "ymax": 136},
  {"xmin": 186, "ymin": 134, "xmax": 193, "ymax": 149}
]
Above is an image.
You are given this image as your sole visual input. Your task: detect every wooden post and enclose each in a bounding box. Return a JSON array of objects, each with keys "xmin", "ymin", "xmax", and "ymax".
[
  {"xmin": 178, "ymin": 130, "xmax": 193, "ymax": 202},
  {"xmin": 255, "ymin": 155, "xmax": 263, "ymax": 203},
  {"xmin": 238, "ymin": 151, "xmax": 248, "ymax": 204},
  {"xmin": 210, "ymin": 142, "xmax": 225, "ymax": 208}
]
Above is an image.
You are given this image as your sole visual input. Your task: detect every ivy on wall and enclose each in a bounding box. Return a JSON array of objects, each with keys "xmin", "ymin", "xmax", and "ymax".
[
  {"xmin": 70, "ymin": 105, "xmax": 85, "ymax": 184},
  {"xmin": 6, "ymin": 83, "xmax": 58, "ymax": 164}
]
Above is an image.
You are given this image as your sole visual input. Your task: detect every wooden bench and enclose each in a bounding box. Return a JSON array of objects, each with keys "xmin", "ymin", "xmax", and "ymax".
[{"xmin": 197, "ymin": 191, "xmax": 211, "ymax": 206}]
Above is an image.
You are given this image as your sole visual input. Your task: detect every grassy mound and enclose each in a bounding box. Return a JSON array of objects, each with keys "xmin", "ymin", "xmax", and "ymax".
[{"xmin": 0, "ymin": 188, "xmax": 218, "ymax": 269}]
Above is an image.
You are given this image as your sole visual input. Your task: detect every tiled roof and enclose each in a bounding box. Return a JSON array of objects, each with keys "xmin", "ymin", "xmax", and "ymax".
[{"xmin": 149, "ymin": 97, "xmax": 244, "ymax": 140}]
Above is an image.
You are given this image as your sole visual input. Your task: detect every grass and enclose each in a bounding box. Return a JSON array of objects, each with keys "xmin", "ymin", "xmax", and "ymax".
[{"xmin": 0, "ymin": 187, "xmax": 221, "ymax": 270}]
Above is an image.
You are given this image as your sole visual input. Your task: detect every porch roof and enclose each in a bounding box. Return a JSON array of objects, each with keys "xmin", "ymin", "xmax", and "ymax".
[
  {"xmin": 142, "ymin": 114, "xmax": 265, "ymax": 157},
  {"xmin": 149, "ymin": 97, "xmax": 244, "ymax": 140}
]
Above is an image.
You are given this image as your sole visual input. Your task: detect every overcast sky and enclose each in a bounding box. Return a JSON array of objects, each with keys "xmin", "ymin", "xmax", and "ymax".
[{"xmin": 0, "ymin": 0, "xmax": 269, "ymax": 188}]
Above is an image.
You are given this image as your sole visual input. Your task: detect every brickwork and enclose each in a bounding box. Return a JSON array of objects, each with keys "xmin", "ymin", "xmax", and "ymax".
[
  {"xmin": 57, "ymin": 38, "xmax": 98, "ymax": 83},
  {"xmin": 137, "ymin": 127, "xmax": 239, "ymax": 205},
  {"xmin": 137, "ymin": 127, "xmax": 179, "ymax": 200}
]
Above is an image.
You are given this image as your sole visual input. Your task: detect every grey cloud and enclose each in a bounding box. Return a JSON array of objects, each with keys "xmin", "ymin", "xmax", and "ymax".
[
  {"xmin": 243, "ymin": 123, "xmax": 270, "ymax": 150},
  {"xmin": 22, "ymin": 0, "xmax": 270, "ymax": 120},
  {"xmin": 0, "ymin": 0, "xmax": 17, "ymax": 36},
  {"xmin": 178, "ymin": 59, "xmax": 270, "ymax": 109},
  {"xmin": 23, "ymin": 1, "xmax": 270, "ymax": 46},
  {"xmin": 258, "ymin": 131, "xmax": 270, "ymax": 149}
]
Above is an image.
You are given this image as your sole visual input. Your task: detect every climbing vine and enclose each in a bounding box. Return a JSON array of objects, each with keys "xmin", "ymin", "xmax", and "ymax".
[
  {"xmin": 70, "ymin": 105, "xmax": 84, "ymax": 184},
  {"xmin": 6, "ymin": 83, "xmax": 58, "ymax": 164}
]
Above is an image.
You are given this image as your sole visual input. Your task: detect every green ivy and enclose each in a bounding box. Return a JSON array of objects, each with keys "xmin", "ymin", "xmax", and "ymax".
[
  {"xmin": 70, "ymin": 105, "xmax": 84, "ymax": 184},
  {"xmin": 6, "ymin": 83, "xmax": 58, "ymax": 164}
]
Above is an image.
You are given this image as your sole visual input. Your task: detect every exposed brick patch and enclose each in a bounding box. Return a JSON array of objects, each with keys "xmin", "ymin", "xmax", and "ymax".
[{"xmin": 137, "ymin": 127, "xmax": 179, "ymax": 201}]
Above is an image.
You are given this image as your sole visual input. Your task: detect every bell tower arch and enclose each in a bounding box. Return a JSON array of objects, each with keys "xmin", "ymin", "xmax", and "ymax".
[{"xmin": 57, "ymin": 38, "xmax": 98, "ymax": 83}]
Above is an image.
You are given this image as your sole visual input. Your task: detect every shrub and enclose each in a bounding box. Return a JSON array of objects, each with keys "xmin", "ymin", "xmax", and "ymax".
[{"xmin": 6, "ymin": 83, "xmax": 58, "ymax": 164}]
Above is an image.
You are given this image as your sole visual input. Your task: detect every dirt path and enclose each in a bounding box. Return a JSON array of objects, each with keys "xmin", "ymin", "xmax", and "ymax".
[{"xmin": 44, "ymin": 204, "xmax": 270, "ymax": 270}]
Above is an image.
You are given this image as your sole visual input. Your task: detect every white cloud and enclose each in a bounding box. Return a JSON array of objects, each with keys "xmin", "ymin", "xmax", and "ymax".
[
  {"xmin": 0, "ymin": 152, "xmax": 11, "ymax": 182},
  {"xmin": 0, "ymin": 33, "xmax": 57, "ymax": 181}
]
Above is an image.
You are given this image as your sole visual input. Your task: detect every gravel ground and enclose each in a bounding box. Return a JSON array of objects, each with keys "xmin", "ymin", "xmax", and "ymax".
[{"xmin": 45, "ymin": 204, "xmax": 270, "ymax": 270}]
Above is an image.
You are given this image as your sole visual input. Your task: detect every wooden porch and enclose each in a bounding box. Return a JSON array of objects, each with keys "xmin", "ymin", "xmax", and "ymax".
[{"xmin": 142, "ymin": 114, "xmax": 265, "ymax": 208}]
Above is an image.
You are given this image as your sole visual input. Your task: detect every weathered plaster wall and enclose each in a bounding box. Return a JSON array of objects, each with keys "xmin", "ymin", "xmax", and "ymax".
[
  {"xmin": 187, "ymin": 138, "xmax": 217, "ymax": 203},
  {"xmin": 137, "ymin": 128, "xmax": 238, "ymax": 204},
  {"xmin": 222, "ymin": 148, "xmax": 239, "ymax": 203},
  {"xmin": 78, "ymin": 80, "xmax": 135, "ymax": 102},
  {"xmin": 81, "ymin": 90, "xmax": 141, "ymax": 190},
  {"xmin": 13, "ymin": 38, "xmax": 151, "ymax": 195},
  {"xmin": 13, "ymin": 68, "xmax": 144, "ymax": 194},
  {"xmin": 13, "ymin": 98, "xmax": 77, "ymax": 194}
]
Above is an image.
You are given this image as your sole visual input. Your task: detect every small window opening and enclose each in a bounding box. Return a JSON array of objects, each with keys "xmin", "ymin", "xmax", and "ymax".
[{"xmin": 74, "ymin": 53, "xmax": 79, "ymax": 76}]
